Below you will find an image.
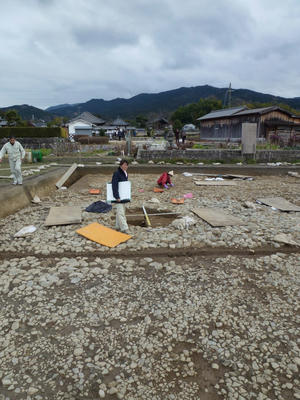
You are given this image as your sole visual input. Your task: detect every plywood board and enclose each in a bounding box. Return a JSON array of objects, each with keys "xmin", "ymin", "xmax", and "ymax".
[
  {"xmin": 55, "ymin": 163, "xmax": 77, "ymax": 189},
  {"xmin": 171, "ymin": 198, "xmax": 185, "ymax": 204},
  {"xmin": 192, "ymin": 207, "xmax": 244, "ymax": 227},
  {"xmin": 194, "ymin": 180, "xmax": 237, "ymax": 186},
  {"xmin": 76, "ymin": 222, "xmax": 131, "ymax": 247},
  {"xmin": 45, "ymin": 206, "xmax": 82, "ymax": 226},
  {"xmin": 257, "ymin": 197, "xmax": 300, "ymax": 212}
]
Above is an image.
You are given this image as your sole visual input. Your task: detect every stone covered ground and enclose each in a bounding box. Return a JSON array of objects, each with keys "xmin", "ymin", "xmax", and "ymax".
[{"xmin": 0, "ymin": 171, "xmax": 300, "ymax": 400}]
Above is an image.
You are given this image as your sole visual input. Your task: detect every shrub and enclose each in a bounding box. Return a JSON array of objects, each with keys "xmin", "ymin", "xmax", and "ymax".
[{"xmin": 77, "ymin": 136, "xmax": 109, "ymax": 144}]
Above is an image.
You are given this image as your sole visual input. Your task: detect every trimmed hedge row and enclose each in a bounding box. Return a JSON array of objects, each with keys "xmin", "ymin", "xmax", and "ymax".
[
  {"xmin": 0, "ymin": 127, "xmax": 63, "ymax": 138},
  {"xmin": 75, "ymin": 136, "xmax": 109, "ymax": 144}
]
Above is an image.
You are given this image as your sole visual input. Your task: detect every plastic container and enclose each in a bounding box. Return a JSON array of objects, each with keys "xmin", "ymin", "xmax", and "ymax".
[{"xmin": 31, "ymin": 150, "xmax": 43, "ymax": 163}]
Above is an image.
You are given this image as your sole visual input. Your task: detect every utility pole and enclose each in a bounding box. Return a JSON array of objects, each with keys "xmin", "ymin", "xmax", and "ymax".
[
  {"xmin": 223, "ymin": 83, "xmax": 233, "ymax": 108},
  {"xmin": 228, "ymin": 82, "xmax": 232, "ymax": 108}
]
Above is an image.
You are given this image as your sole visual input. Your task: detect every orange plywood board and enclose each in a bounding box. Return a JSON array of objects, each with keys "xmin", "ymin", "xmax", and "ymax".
[
  {"xmin": 171, "ymin": 198, "xmax": 184, "ymax": 204},
  {"xmin": 76, "ymin": 222, "xmax": 131, "ymax": 248},
  {"xmin": 89, "ymin": 189, "xmax": 101, "ymax": 195}
]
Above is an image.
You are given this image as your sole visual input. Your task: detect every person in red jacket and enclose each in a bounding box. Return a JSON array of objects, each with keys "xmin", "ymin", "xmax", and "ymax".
[{"xmin": 157, "ymin": 170, "xmax": 174, "ymax": 189}]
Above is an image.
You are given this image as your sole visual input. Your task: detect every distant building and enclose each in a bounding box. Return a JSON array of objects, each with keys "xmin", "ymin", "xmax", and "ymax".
[
  {"xmin": 73, "ymin": 112, "xmax": 105, "ymax": 125},
  {"xmin": 147, "ymin": 117, "xmax": 169, "ymax": 130},
  {"xmin": 68, "ymin": 119, "xmax": 93, "ymax": 137},
  {"xmin": 68, "ymin": 112, "xmax": 105, "ymax": 137},
  {"xmin": 182, "ymin": 123, "xmax": 196, "ymax": 131},
  {"xmin": 111, "ymin": 116, "xmax": 129, "ymax": 128},
  {"xmin": 0, "ymin": 116, "xmax": 8, "ymax": 127},
  {"xmin": 198, "ymin": 106, "xmax": 300, "ymax": 142},
  {"xmin": 29, "ymin": 119, "xmax": 47, "ymax": 128}
]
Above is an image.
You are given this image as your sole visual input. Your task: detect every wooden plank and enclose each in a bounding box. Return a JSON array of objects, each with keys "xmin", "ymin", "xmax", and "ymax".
[
  {"xmin": 45, "ymin": 206, "xmax": 82, "ymax": 226},
  {"xmin": 194, "ymin": 180, "xmax": 237, "ymax": 186},
  {"xmin": 192, "ymin": 207, "xmax": 244, "ymax": 227},
  {"xmin": 257, "ymin": 197, "xmax": 300, "ymax": 212},
  {"xmin": 55, "ymin": 163, "xmax": 77, "ymax": 189}
]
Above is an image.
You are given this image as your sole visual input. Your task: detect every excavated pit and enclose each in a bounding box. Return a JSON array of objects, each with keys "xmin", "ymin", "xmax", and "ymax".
[{"xmin": 125, "ymin": 207, "xmax": 178, "ymax": 227}]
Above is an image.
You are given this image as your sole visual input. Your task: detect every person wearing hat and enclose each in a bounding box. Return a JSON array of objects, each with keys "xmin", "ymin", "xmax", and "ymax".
[
  {"xmin": 157, "ymin": 170, "xmax": 174, "ymax": 189},
  {"xmin": 0, "ymin": 136, "xmax": 25, "ymax": 185}
]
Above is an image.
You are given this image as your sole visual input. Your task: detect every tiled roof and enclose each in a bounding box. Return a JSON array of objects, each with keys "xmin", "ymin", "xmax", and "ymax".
[
  {"xmin": 112, "ymin": 117, "xmax": 129, "ymax": 126},
  {"xmin": 197, "ymin": 106, "xmax": 247, "ymax": 121},
  {"xmin": 198, "ymin": 105, "xmax": 293, "ymax": 121},
  {"xmin": 235, "ymin": 106, "xmax": 292, "ymax": 116},
  {"xmin": 71, "ymin": 112, "xmax": 105, "ymax": 124}
]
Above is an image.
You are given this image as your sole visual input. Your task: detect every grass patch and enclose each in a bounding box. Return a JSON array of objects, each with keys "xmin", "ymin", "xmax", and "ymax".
[
  {"xmin": 245, "ymin": 158, "xmax": 257, "ymax": 164},
  {"xmin": 39, "ymin": 148, "xmax": 53, "ymax": 157}
]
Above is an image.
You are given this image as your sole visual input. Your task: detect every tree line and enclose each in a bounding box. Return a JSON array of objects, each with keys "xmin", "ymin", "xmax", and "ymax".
[{"xmin": 0, "ymin": 109, "xmax": 68, "ymax": 127}]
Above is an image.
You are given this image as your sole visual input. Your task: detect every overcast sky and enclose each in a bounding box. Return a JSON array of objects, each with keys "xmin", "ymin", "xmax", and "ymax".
[{"xmin": 0, "ymin": 0, "xmax": 299, "ymax": 109}]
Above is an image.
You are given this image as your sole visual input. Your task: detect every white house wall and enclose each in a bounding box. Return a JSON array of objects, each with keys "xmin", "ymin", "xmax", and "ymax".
[{"xmin": 68, "ymin": 119, "xmax": 92, "ymax": 135}]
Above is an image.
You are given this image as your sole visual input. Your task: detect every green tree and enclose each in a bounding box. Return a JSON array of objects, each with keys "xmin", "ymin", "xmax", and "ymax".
[
  {"xmin": 172, "ymin": 119, "xmax": 183, "ymax": 132},
  {"xmin": 5, "ymin": 109, "xmax": 22, "ymax": 126},
  {"xmin": 47, "ymin": 117, "xmax": 63, "ymax": 127},
  {"xmin": 135, "ymin": 115, "xmax": 148, "ymax": 128},
  {"xmin": 171, "ymin": 97, "xmax": 222, "ymax": 126}
]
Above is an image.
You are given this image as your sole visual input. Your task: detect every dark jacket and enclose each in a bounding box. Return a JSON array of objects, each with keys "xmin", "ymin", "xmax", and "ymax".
[{"xmin": 112, "ymin": 166, "xmax": 128, "ymax": 201}]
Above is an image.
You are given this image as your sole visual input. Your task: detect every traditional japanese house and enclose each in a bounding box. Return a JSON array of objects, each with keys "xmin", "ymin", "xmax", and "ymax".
[{"xmin": 198, "ymin": 106, "xmax": 300, "ymax": 143}]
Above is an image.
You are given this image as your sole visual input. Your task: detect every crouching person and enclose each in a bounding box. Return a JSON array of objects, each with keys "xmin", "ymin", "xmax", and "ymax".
[
  {"xmin": 112, "ymin": 159, "xmax": 130, "ymax": 233},
  {"xmin": 0, "ymin": 136, "xmax": 25, "ymax": 185},
  {"xmin": 157, "ymin": 170, "xmax": 174, "ymax": 189}
]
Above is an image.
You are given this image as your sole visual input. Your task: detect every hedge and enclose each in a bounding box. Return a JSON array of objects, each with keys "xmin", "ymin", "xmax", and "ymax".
[
  {"xmin": 76, "ymin": 136, "xmax": 109, "ymax": 144},
  {"xmin": 0, "ymin": 127, "xmax": 63, "ymax": 138}
]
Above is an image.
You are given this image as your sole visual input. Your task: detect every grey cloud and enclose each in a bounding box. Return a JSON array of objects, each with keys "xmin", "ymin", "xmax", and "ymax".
[
  {"xmin": 71, "ymin": 26, "xmax": 139, "ymax": 49},
  {"xmin": 0, "ymin": 0, "xmax": 300, "ymax": 107}
]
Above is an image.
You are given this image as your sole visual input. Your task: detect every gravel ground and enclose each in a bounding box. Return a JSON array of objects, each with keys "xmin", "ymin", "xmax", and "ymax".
[{"xmin": 0, "ymin": 172, "xmax": 299, "ymax": 400}]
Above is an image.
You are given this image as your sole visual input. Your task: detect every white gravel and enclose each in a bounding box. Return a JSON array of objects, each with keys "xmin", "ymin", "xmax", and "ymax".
[{"xmin": 0, "ymin": 172, "xmax": 299, "ymax": 399}]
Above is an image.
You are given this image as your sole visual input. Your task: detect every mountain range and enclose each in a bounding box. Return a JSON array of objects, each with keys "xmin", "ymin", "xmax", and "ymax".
[{"xmin": 1, "ymin": 85, "xmax": 300, "ymax": 121}]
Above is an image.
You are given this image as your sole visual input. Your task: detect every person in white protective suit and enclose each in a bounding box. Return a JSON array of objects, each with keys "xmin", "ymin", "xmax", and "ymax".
[{"xmin": 0, "ymin": 136, "xmax": 25, "ymax": 185}]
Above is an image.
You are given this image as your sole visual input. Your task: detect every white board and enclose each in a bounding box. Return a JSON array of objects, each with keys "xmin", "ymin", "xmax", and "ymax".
[{"xmin": 107, "ymin": 181, "xmax": 131, "ymax": 202}]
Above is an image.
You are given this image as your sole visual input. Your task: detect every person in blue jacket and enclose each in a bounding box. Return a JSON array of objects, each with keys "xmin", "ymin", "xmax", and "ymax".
[{"xmin": 112, "ymin": 159, "xmax": 129, "ymax": 233}]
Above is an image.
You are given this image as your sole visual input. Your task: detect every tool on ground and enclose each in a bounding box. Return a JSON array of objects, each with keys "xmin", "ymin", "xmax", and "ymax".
[
  {"xmin": 142, "ymin": 205, "xmax": 152, "ymax": 227},
  {"xmin": 153, "ymin": 187, "xmax": 164, "ymax": 193}
]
